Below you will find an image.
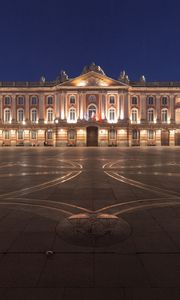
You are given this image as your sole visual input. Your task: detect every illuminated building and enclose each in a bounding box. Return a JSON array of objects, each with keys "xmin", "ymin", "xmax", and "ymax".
[{"xmin": 0, "ymin": 62, "xmax": 180, "ymax": 147}]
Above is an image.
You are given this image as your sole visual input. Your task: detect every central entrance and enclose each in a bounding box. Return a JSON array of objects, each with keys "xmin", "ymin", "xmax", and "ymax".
[{"xmin": 87, "ymin": 126, "xmax": 98, "ymax": 146}]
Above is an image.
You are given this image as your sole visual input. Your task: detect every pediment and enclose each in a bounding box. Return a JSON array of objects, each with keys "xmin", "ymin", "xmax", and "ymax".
[{"xmin": 57, "ymin": 71, "xmax": 128, "ymax": 88}]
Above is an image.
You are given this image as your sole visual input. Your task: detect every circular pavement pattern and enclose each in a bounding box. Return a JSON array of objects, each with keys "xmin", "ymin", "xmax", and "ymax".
[{"xmin": 56, "ymin": 213, "xmax": 131, "ymax": 247}]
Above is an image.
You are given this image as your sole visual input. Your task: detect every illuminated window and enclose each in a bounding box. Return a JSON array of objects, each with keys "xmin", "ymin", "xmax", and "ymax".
[
  {"xmin": 70, "ymin": 96, "xmax": 75, "ymax": 104},
  {"xmin": 162, "ymin": 97, "xmax": 168, "ymax": 106},
  {"xmin": 17, "ymin": 130, "xmax": 24, "ymax": 140},
  {"xmin": 147, "ymin": 96, "xmax": 154, "ymax": 105},
  {"xmin": 148, "ymin": 130, "xmax": 155, "ymax": 139},
  {"xmin": 47, "ymin": 96, "xmax": 53, "ymax": 105},
  {"xmin": 161, "ymin": 109, "xmax": 168, "ymax": 123},
  {"xmin": 31, "ymin": 96, "xmax": 38, "ymax": 105},
  {"xmin": 17, "ymin": 96, "xmax": 24, "ymax": 105},
  {"xmin": 31, "ymin": 109, "xmax": 37, "ymax": 122},
  {"xmin": 17, "ymin": 109, "xmax": 24, "ymax": 122},
  {"xmin": 4, "ymin": 96, "xmax": 11, "ymax": 105},
  {"xmin": 88, "ymin": 105, "xmax": 96, "ymax": 119},
  {"xmin": 147, "ymin": 108, "xmax": 154, "ymax": 122},
  {"xmin": 69, "ymin": 108, "xmax": 76, "ymax": 122},
  {"xmin": 131, "ymin": 108, "xmax": 138, "ymax": 122},
  {"xmin": 109, "ymin": 108, "xmax": 115, "ymax": 122},
  {"xmin": 4, "ymin": 108, "xmax": 11, "ymax": 123},
  {"xmin": 109, "ymin": 96, "xmax": 115, "ymax": 104},
  {"xmin": 47, "ymin": 108, "xmax": 53, "ymax": 123},
  {"xmin": 132, "ymin": 96, "xmax": 138, "ymax": 105},
  {"xmin": 175, "ymin": 108, "xmax": 180, "ymax": 123}
]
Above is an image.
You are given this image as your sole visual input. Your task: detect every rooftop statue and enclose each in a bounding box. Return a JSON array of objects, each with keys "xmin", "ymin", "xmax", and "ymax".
[
  {"xmin": 57, "ymin": 70, "xmax": 69, "ymax": 82},
  {"xmin": 139, "ymin": 75, "xmax": 146, "ymax": 82},
  {"xmin": 118, "ymin": 70, "xmax": 130, "ymax": 84},
  {"xmin": 81, "ymin": 62, "xmax": 106, "ymax": 75}
]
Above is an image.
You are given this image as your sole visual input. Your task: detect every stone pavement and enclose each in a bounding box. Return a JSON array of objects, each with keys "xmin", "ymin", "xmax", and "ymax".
[{"xmin": 0, "ymin": 147, "xmax": 179, "ymax": 299}]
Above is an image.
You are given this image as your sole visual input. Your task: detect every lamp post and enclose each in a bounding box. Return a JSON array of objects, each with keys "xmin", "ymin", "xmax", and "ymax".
[{"xmin": 54, "ymin": 118, "xmax": 59, "ymax": 147}]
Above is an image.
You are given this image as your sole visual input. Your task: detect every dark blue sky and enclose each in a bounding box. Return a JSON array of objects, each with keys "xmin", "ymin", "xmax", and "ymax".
[{"xmin": 0, "ymin": 0, "xmax": 180, "ymax": 81}]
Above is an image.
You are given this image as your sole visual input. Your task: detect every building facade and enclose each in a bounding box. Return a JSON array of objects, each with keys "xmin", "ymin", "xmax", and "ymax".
[{"xmin": 0, "ymin": 62, "xmax": 180, "ymax": 147}]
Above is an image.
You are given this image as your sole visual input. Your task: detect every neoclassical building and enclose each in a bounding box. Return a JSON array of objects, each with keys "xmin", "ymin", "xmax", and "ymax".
[{"xmin": 0, "ymin": 62, "xmax": 180, "ymax": 147}]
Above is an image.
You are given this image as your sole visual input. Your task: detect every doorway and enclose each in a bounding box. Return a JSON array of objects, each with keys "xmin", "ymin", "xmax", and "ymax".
[{"xmin": 87, "ymin": 126, "xmax": 98, "ymax": 146}]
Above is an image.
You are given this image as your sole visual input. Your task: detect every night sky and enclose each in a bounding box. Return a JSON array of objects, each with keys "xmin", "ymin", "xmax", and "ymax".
[{"xmin": 0, "ymin": 0, "xmax": 180, "ymax": 82}]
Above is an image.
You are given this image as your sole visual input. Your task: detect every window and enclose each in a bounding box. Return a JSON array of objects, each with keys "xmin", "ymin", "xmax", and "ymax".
[
  {"xmin": 162, "ymin": 96, "xmax": 168, "ymax": 106},
  {"xmin": 31, "ymin": 96, "xmax": 38, "ymax": 105},
  {"xmin": 175, "ymin": 108, "xmax": 180, "ymax": 123},
  {"xmin": 17, "ymin": 96, "xmax": 24, "ymax": 105},
  {"xmin": 69, "ymin": 108, "xmax": 76, "ymax": 122},
  {"xmin": 147, "ymin": 96, "xmax": 154, "ymax": 105},
  {"xmin": 131, "ymin": 108, "xmax": 138, "ymax": 122},
  {"xmin": 132, "ymin": 96, "xmax": 138, "ymax": 105},
  {"xmin": 132, "ymin": 129, "xmax": 139, "ymax": 140},
  {"xmin": 161, "ymin": 109, "xmax": 168, "ymax": 123},
  {"xmin": 109, "ymin": 128, "xmax": 116, "ymax": 139},
  {"xmin": 47, "ymin": 130, "xmax": 53, "ymax": 139},
  {"xmin": 88, "ymin": 105, "xmax": 96, "ymax": 119},
  {"xmin": 68, "ymin": 129, "xmax": 76, "ymax": 140},
  {"xmin": 4, "ymin": 96, "xmax": 11, "ymax": 105},
  {"xmin": 4, "ymin": 130, "xmax": 10, "ymax": 139},
  {"xmin": 109, "ymin": 96, "xmax": 115, "ymax": 104},
  {"xmin": 47, "ymin": 108, "xmax": 53, "ymax": 123},
  {"xmin": 17, "ymin": 130, "xmax": 24, "ymax": 140},
  {"xmin": 147, "ymin": 109, "xmax": 154, "ymax": 122},
  {"xmin": 148, "ymin": 130, "xmax": 155, "ymax": 140},
  {"xmin": 17, "ymin": 109, "xmax": 24, "ymax": 122},
  {"xmin": 109, "ymin": 108, "xmax": 115, "ymax": 122},
  {"xmin": 70, "ymin": 96, "xmax": 75, "ymax": 104},
  {"xmin": 31, "ymin": 109, "xmax": 37, "ymax": 122},
  {"xmin": 31, "ymin": 130, "xmax": 37, "ymax": 140},
  {"xmin": 4, "ymin": 108, "xmax": 11, "ymax": 123},
  {"xmin": 47, "ymin": 96, "xmax": 53, "ymax": 105}
]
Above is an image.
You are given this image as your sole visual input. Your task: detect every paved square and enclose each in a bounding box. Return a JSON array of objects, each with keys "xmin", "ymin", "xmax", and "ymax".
[{"xmin": 0, "ymin": 147, "xmax": 180, "ymax": 299}]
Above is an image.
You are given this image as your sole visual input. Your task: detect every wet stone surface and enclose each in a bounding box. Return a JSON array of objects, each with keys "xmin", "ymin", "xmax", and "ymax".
[{"xmin": 56, "ymin": 213, "xmax": 131, "ymax": 247}]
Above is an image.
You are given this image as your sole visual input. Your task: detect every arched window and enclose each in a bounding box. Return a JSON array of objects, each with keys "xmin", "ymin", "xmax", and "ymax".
[
  {"xmin": 31, "ymin": 109, "xmax": 37, "ymax": 122},
  {"xmin": 47, "ymin": 108, "xmax": 53, "ymax": 123},
  {"xmin": 175, "ymin": 108, "xmax": 180, "ymax": 123},
  {"xmin": 17, "ymin": 109, "xmax": 24, "ymax": 122},
  {"xmin": 4, "ymin": 108, "xmax": 11, "ymax": 123},
  {"xmin": 88, "ymin": 105, "xmax": 96, "ymax": 119},
  {"xmin": 31, "ymin": 130, "xmax": 37, "ymax": 140},
  {"xmin": 68, "ymin": 129, "xmax": 76, "ymax": 140},
  {"xmin": 131, "ymin": 108, "xmax": 138, "ymax": 123},
  {"xmin": 161, "ymin": 109, "xmax": 168, "ymax": 123},
  {"xmin": 147, "ymin": 108, "xmax": 154, "ymax": 122},
  {"xmin": 4, "ymin": 130, "xmax": 10, "ymax": 139},
  {"xmin": 70, "ymin": 95, "xmax": 75, "ymax": 104},
  {"xmin": 109, "ymin": 108, "xmax": 115, "ymax": 123},
  {"xmin": 148, "ymin": 130, "xmax": 155, "ymax": 140},
  {"xmin": 47, "ymin": 129, "xmax": 53, "ymax": 139},
  {"xmin": 69, "ymin": 108, "xmax": 76, "ymax": 122}
]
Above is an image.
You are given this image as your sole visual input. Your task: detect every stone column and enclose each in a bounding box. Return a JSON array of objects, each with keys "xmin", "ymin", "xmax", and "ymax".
[
  {"xmin": 25, "ymin": 94, "xmax": 29, "ymax": 121},
  {"xmin": 61, "ymin": 92, "xmax": 65, "ymax": 120},
  {"xmin": 169, "ymin": 129, "xmax": 175, "ymax": 146},
  {"xmin": 55, "ymin": 93, "xmax": 59, "ymax": 119},
  {"xmin": 11, "ymin": 95, "xmax": 16, "ymax": 123},
  {"xmin": 120, "ymin": 93, "xmax": 124, "ymax": 120},
  {"xmin": 0, "ymin": 96, "xmax": 2, "ymax": 122},
  {"xmin": 124, "ymin": 92, "xmax": 129, "ymax": 121},
  {"xmin": 140, "ymin": 95, "xmax": 146, "ymax": 122},
  {"xmin": 39, "ymin": 94, "xmax": 45, "ymax": 123},
  {"xmin": 156, "ymin": 95, "xmax": 161, "ymax": 123},
  {"xmin": 170, "ymin": 95, "xmax": 175, "ymax": 123}
]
